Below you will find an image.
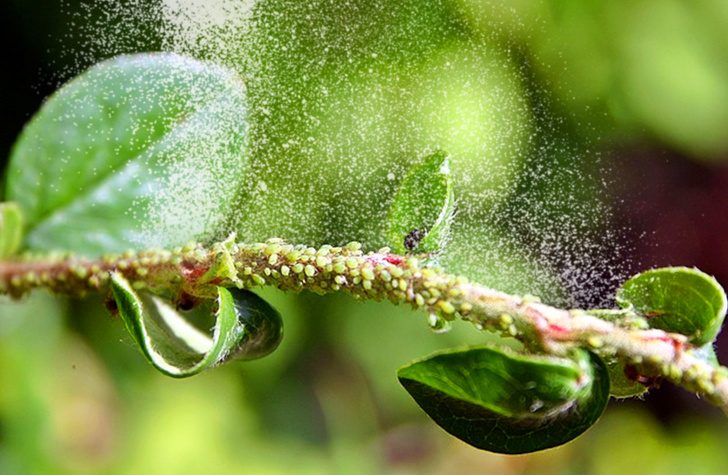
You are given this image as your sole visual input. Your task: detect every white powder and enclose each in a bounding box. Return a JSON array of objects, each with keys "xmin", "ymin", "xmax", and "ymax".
[
  {"xmin": 159, "ymin": 0, "xmax": 254, "ymax": 66},
  {"xmin": 51, "ymin": 0, "xmax": 633, "ymax": 307}
]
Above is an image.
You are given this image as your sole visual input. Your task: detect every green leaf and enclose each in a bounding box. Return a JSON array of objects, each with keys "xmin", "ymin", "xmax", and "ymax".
[
  {"xmin": 616, "ymin": 267, "xmax": 727, "ymax": 346},
  {"xmin": 109, "ymin": 273, "xmax": 282, "ymax": 377},
  {"xmin": 386, "ymin": 150, "xmax": 455, "ymax": 254},
  {"xmin": 398, "ymin": 346, "xmax": 610, "ymax": 454},
  {"xmin": 605, "ymin": 359, "xmax": 649, "ymax": 398},
  {"xmin": 6, "ymin": 53, "xmax": 249, "ymax": 256},
  {"xmin": 0, "ymin": 202, "xmax": 23, "ymax": 258},
  {"xmin": 197, "ymin": 235, "xmax": 244, "ymax": 295}
]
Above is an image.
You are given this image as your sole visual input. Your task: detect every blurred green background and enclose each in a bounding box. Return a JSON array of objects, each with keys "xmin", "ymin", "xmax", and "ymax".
[{"xmin": 2, "ymin": 0, "xmax": 728, "ymax": 473}]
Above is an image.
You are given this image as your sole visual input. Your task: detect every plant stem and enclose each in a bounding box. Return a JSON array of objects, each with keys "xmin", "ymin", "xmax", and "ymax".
[{"xmin": 1, "ymin": 238, "xmax": 727, "ymax": 412}]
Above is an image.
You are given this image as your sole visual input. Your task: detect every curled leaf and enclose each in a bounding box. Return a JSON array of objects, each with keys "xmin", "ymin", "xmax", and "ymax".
[
  {"xmin": 386, "ymin": 151, "xmax": 455, "ymax": 254},
  {"xmin": 617, "ymin": 267, "xmax": 727, "ymax": 346},
  {"xmin": 398, "ymin": 346, "xmax": 609, "ymax": 454},
  {"xmin": 0, "ymin": 202, "xmax": 23, "ymax": 258},
  {"xmin": 109, "ymin": 273, "xmax": 282, "ymax": 377}
]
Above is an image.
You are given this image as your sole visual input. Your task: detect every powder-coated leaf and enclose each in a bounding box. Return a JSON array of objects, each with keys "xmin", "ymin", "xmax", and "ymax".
[
  {"xmin": 398, "ymin": 346, "xmax": 609, "ymax": 454},
  {"xmin": 6, "ymin": 53, "xmax": 249, "ymax": 256},
  {"xmin": 386, "ymin": 151, "xmax": 455, "ymax": 254},
  {"xmin": 617, "ymin": 267, "xmax": 727, "ymax": 346}
]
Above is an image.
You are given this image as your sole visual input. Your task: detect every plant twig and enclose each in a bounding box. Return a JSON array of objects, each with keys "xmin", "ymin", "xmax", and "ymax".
[{"xmin": 2, "ymin": 238, "xmax": 727, "ymax": 412}]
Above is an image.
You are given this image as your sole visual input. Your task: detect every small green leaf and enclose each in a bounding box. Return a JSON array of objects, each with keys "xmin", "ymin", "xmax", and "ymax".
[
  {"xmin": 109, "ymin": 273, "xmax": 282, "ymax": 377},
  {"xmin": 6, "ymin": 53, "xmax": 249, "ymax": 256},
  {"xmin": 0, "ymin": 203, "xmax": 23, "ymax": 258},
  {"xmin": 616, "ymin": 267, "xmax": 727, "ymax": 346},
  {"xmin": 197, "ymin": 235, "xmax": 244, "ymax": 292},
  {"xmin": 605, "ymin": 359, "xmax": 649, "ymax": 398},
  {"xmin": 398, "ymin": 346, "xmax": 609, "ymax": 454},
  {"xmin": 386, "ymin": 151, "xmax": 455, "ymax": 254}
]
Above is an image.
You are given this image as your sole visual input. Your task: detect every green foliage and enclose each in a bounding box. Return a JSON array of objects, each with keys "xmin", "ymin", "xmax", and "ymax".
[
  {"xmin": 617, "ymin": 267, "xmax": 727, "ymax": 346},
  {"xmin": 1, "ymin": 0, "xmax": 728, "ymax": 461},
  {"xmin": 238, "ymin": 1, "xmax": 532, "ymax": 256},
  {"xmin": 397, "ymin": 346, "xmax": 610, "ymax": 454},
  {"xmin": 6, "ymin": 53, "xmax": 249, "ymax": 256},
  {"xmin": 110, "ymin": 273, "xmax": 282, "ymax": 377},
  {"xmin": 475, "ymin": 0, "xmax": 728, "ymax": 157},
  {"xmin": 385, "ymin": 151, "xmax": 455, "ymax": 254},
  {"xmin": 0, "ymin": 202, "xmax": 23, "ymax": 258}
]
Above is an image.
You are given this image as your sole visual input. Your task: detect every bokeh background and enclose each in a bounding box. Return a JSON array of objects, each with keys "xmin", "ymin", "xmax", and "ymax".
[{"xmin": 2, "ymin": 1, "xmax": 728, "ymax": 474}]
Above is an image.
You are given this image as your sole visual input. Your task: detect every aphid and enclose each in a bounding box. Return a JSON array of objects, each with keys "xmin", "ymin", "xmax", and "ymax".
[
  {"xmin": 104, "ymin": 296, "xmax": 119, "ymax": 317},
  {"xmin": 624, "ymin": 365, "xmax": 660, "ymax": 388},
  {"xmin": 175, "ymin": 292, "xmax": 198, "ymax": 311},
  {"xmin": 404, "ymin": 229, "xmax": 426, "ymax": 252}
]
